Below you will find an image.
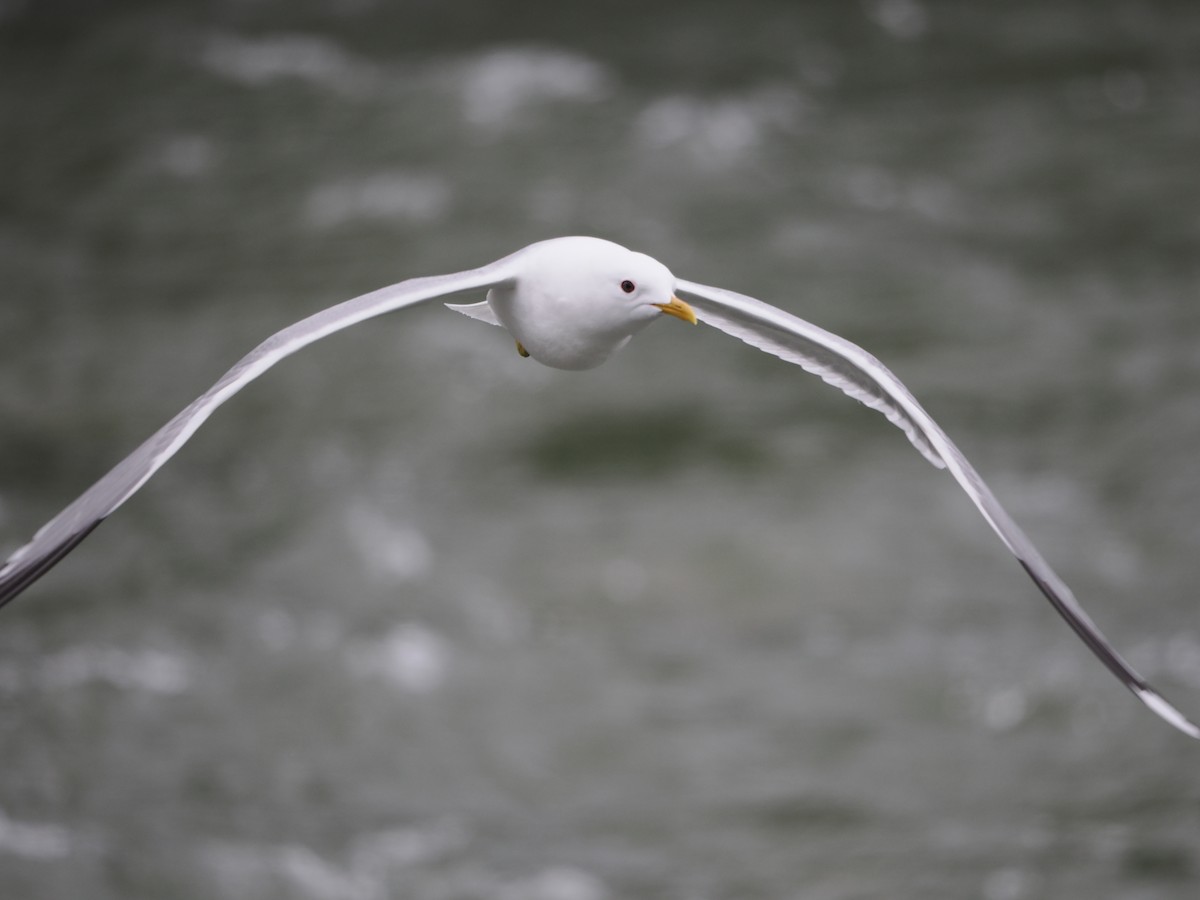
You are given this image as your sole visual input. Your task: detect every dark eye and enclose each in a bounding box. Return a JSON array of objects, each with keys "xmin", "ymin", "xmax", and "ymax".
[{"xmin": 620, "ymin": 279, "xmax": 636, "ymax": 293}]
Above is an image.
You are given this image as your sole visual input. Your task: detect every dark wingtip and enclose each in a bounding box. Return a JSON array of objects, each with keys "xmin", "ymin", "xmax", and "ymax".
[
  {"xmin": 0, "ymin": 519, "xmax": 104, "ymax": 612},
  {"xmin": 1016, "ymin": 559, "xmax": 1200, "ymax": 740}
]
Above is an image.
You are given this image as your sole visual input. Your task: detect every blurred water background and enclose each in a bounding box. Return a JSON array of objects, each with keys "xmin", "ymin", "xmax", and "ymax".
[{"xmin": 2, "ymin": 1, "xmax": 1199, "ymax": 898}]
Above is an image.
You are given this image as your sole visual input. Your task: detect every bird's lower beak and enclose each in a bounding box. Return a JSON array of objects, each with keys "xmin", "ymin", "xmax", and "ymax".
[{"xmin": 654, "ymin": 295, "xmax": 698, "ymax": 325}]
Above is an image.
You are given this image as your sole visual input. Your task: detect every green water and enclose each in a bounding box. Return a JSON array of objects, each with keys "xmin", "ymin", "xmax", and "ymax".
[{"xmin": 2, "ymin": 2, "xmax": 1199, "ymax": 898}]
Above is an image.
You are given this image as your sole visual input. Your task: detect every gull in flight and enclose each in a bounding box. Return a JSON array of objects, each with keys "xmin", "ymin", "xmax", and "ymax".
[{"xmin": 1, "ymin": 236, "xmax": 1195, "ymax": 738}]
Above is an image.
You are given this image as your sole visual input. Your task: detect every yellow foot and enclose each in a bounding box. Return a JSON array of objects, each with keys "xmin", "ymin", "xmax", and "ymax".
[{"xmin": 516, "ymin": 340, "xmax": 530, "ymax": 358}]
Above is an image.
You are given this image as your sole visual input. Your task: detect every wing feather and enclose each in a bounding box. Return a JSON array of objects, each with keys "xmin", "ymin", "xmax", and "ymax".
[
  {"xmin": 678, "ymin": 278, "xmax": 1199, "ymax": 738},
  {"xmin": 445, "ymin": 299, "xmax": 503, "ymax": 326}
]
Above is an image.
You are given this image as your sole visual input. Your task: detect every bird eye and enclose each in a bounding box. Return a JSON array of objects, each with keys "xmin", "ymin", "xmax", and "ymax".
[{"xmin": 621, "ymin": 280, "xmax": 636, "ymax": 293}]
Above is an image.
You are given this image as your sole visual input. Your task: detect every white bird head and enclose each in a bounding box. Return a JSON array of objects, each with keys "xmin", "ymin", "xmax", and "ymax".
[{"xmin": 488, "ymin": 236, "xmax": 696, "ymax": 371}]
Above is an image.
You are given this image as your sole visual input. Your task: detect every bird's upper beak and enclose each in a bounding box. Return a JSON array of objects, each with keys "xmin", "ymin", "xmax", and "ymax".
[{"xmin": 654, "ymin": 295, "xmax": 698, "ymax": 325}]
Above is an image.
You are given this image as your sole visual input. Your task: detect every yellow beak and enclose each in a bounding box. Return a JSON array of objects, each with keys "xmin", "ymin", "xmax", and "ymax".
[{"xmin": 654, "ymin": 295, "xmax": 698, "ymax": 325}]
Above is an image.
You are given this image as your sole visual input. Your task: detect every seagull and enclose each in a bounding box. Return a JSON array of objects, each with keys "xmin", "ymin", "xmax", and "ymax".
[{"xmin": 1, "ymin": 236, "xmax": 1195, "ymax": 738}]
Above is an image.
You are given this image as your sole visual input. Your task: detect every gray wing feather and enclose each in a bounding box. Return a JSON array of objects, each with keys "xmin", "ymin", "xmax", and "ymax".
[
  {"xmin": 0, "ymin": 256, "xmax": 520, "ymax": 608},
  {"xmin": 445, "ymin": 299, "xmax": 503, "ymax": 326},
  {"xmin": 678, "ymin": 278, "xmax": 1199, "ymax": 739}
]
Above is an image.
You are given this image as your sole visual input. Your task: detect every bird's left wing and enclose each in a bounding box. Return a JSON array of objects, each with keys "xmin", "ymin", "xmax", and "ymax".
[
  {"xmin": 0, "ymin": 253, "xmax": 522, "ymax": 609},
  {"xmin": 677, "ymin": 277, "xmax": 1200, "ymax": 739}
]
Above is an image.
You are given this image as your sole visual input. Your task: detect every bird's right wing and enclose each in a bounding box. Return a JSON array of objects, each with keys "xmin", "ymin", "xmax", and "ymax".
[
  {"xmin": 0, "ymin": 252, "xmax": 523, "ymax": 609},
  {"xmin": 678, "ymin": 277, "xmax": 1200, "ymax": 739}
]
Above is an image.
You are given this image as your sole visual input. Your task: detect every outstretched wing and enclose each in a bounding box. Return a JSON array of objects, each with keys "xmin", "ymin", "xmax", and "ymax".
[
  {"xmin": 0, "ymin": 254, "xmax": 522, "ymax": 609},
  {"xmin": 677, "ymin": 277, "xmax": 1200, "ymax": 739}
]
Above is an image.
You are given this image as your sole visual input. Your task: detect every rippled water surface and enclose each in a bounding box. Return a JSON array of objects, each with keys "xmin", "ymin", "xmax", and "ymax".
[{"xmin": 2, "ymin": 2, "xmax": 1200, "ymax": 898}]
